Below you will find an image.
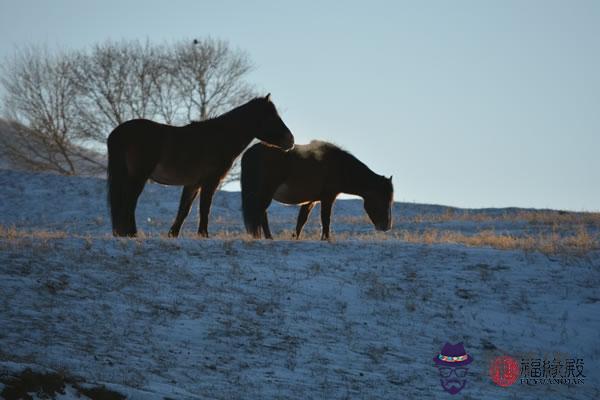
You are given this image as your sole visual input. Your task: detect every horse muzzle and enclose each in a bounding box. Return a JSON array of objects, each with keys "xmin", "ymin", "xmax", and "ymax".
[
  {"xmin": 280, "ymin": 134, "xmax": 295, "ymax": 151},
  {"xmin": 375, "ymin": 222, "xmax": 392, "ymax": 232}
]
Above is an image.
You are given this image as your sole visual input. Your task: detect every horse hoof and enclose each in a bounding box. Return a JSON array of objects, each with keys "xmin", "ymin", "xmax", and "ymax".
[{"xmin": 113, "ymin": 229, "xmax": 137, "ymax": 237}]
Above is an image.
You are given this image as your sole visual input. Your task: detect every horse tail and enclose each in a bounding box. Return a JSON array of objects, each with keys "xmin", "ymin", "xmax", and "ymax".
[
  {"xmin": 107, "ymin": 128, "xmax": 128, "ymax": 236},
  {"xmin": 241, "ymin": 144, "xmax": 265, "ymax": 238}
]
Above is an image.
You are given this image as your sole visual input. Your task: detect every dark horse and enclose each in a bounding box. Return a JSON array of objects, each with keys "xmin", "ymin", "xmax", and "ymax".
[
  {"xmin": 107, "ymin": 95, "xmax": 294, "ymax": 237},
  {"xmin": 241, "ymin": 140, "xmax": 393, "ymax": 240}
]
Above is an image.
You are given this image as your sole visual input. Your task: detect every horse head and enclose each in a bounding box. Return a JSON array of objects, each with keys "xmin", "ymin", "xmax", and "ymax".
[
  {"xmin": 363, "ymin": 175, "xmax": 394, "ymax": 231},
  {"xmin": 254, "ymin": 94, "xmax": 294, "ymax": 150}
]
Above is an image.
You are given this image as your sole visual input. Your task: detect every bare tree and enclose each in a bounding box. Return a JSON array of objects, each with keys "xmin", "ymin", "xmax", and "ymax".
[
  {"xmin": 70, "ymin": 40, "xmax": 163, "ymax": 142},
  {"xmin": 0, "ymin": 47, "xmax": 104, "ymax": 174},
  {"xmin": 150, "ymin": 46, "xmax": 182, "ymax": 125},
  {"xmin": 171, "ymin": 38, "xmax": 256, "ymax": 121},
  {"xmin": 169, "ymin": 38, "xmax": 256, "ymax": 184},
  {"xmin": 0, "ymin": 38, "xmax": 257, "ymax": 180}
]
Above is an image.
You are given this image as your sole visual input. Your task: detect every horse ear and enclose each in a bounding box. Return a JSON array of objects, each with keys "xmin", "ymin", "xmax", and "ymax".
[
  {"xmin": 265, "ymin": 93, "xmax": 271, "ymax": 101},
  {"xmin": 388, "ymin": 175, "xmax": 392, "ymax": 181}
]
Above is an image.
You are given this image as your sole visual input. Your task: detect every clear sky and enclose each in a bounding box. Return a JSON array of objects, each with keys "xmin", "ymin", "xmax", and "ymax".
[{"xmin": 0, "ymin": 0, "xmax": 598, "ymax": 210}]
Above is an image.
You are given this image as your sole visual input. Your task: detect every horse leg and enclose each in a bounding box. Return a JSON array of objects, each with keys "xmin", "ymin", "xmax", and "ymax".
[
  {"xmin": 168, "ymin": 185, "xmax": 200, "ymax": 237},
  {"xmin": 261, "ymin": 211, "xmax": 273, "ymax": 239},
  {"xmin": 320, "ymin": 198, "xmax": 335, "ymax": 241},
  {"xmin": 294, "ymin": 202, "xmax": 315, "ymax": 239},
  {"xmin": 246, "ymin": 196, "xmax": 273, "ymax": 239},
  {"xmin": 197, "ymin": 180, "xmax": 219, "ymax": 238},
  {"xmin": 122, "ymin": 177, "xmax": 147, "ymax": 237}
]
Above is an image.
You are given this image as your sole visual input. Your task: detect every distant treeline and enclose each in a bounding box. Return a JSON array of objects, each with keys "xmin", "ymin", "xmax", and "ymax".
[{"xmin": 0, "ymin": 38, "xmax": 255, "ymax": 176}]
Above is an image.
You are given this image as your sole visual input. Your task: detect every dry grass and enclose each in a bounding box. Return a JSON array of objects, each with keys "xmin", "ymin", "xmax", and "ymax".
[
  {"xmin": 339, "ymin": 209, "xmax": 600, "ymax": 227},
  {"xmin": 297, "ymin": 208, "xmax": 600, "ymax": 229},
  {"xmin": 387, "ymin": 226, "xmax": 598, "ymax": 254},
  {"xmin": 246, "ymin": 226, "xmax": 599, "ymax": 254},
  {"xmin": 1, "ymin": 221, "xmax": 598, "ymax": 255},
  {"xmin": 513, "ymin": 210, "xmax": 600, "ymax": 227},
  {"xmin": 332, "ymin": 209, "xmax": 600, "ymax": 254},
  {"xmin": 0, "ymin": 225, "xmax": 69, "ymax": 240}
]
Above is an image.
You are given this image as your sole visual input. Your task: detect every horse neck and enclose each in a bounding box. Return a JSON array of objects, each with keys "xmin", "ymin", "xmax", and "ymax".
[
  {"xmin": 341, "ymin": 154, "xmax": 379, "ymax": 198},
  {"xmin": 201, "ymin": 105, "xmax": 256, "ymax": 153}
]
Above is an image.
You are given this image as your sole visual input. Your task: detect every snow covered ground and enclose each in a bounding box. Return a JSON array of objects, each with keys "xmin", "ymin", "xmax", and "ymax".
[{"xmin": 0, "ymin": 169, "xmax": 599, "ymax": 399}]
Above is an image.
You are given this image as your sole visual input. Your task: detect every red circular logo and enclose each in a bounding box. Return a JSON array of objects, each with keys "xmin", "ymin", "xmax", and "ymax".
[{"xmin": 489, "ymin": 356, "xmax": 520, "ymax": 387}]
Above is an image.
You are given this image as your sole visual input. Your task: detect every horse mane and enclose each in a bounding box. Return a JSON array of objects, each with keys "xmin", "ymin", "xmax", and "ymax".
[
  {"xmin": 311, "ymin": 140, "xmax": 392, "ymax": 194},
  {"xmin": 309, "ymin": 140, "xmax": 371, "ymax": 172},
  {"xmin": 188, "ymin": 97, "xmax": 268, "ymax": 127},
  {"xmin": 305, "ymin": 140, "xmax": 355, "ymax": 161}
]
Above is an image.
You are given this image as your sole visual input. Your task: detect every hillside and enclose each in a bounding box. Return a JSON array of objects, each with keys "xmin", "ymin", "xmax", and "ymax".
[
  {"xmin": 0, "ymin": 169, "xmax": 599, "ymax": 399},
  {"xmin": 0, "ymin": 119, "xmax": 106, "ymax": 176}
]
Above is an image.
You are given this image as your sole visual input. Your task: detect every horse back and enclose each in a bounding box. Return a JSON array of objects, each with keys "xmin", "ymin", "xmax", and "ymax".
[
  {"xmin": 242, "ymin": 142, "xmax": 290, "ymax": 190},
  {"xmin": 107, "ymin": 119, "xmax": 170, "ymax": 177},
  {"xmin": 272, "ymin": 142, "xmax": 344, "ymax": 204}
]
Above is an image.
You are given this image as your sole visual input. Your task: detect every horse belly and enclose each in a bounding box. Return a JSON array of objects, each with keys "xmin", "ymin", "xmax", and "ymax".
[
  {"xmin": 150, "ymin": 163, "xmax": 203, "ymax": 186},
  {"xmin": 273, "ymin": 183, "xmax": 318, "ymax": 205}
]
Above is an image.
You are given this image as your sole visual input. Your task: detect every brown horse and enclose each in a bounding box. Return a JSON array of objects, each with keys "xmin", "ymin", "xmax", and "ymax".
[
  {"xmin": 107, "ymin": 94, "xmax": 294, "ymax": 237},
  {"xmin": 241, "ymin": 140, "xmax": 393, "ymax": 240}
]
